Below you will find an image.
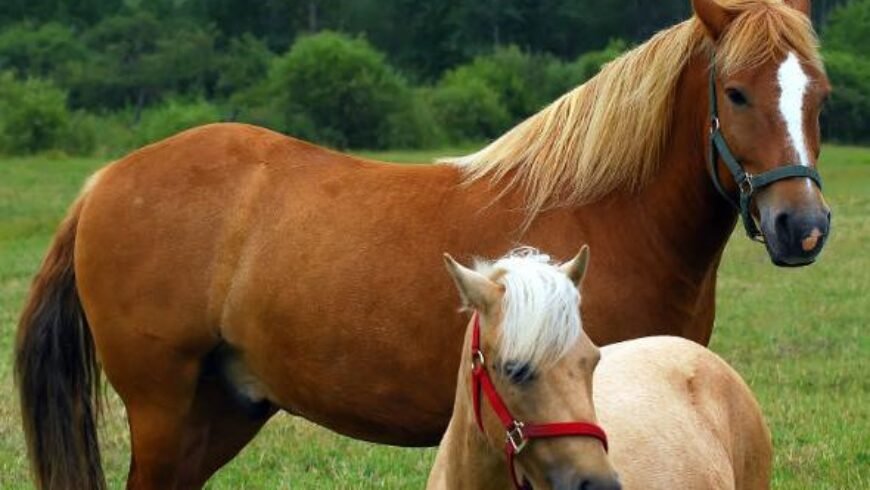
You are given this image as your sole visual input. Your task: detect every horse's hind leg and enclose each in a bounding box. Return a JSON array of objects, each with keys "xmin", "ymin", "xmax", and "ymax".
[
  {"xmin": 122, "ymin": 356, "xmax": 203, "ymax": 490},
  {"xmin": 182, "ymin": 368, "xmax": 277, "ymax": 487},
  {"xmin": 123, "ymin": 356, "xmax": 275, "ymax": 490}
]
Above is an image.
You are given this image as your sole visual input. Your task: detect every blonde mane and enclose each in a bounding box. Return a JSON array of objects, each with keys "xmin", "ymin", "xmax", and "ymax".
[
  {"xmin": 442, "ymin": 0, "xmax": 821, "ymax": 217},
  {"xmin": 475, "ymin": 248, "xmax": 582, "ymax": 368}
]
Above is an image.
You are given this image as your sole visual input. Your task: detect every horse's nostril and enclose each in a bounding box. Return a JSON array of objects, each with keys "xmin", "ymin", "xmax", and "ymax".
[{"xmin": 774, "ymin": 211, "xmax": 792, "ymax": 239}]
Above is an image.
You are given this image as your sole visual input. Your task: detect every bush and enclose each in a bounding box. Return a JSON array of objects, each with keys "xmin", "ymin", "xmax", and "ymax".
[
  {"xmin": 383, "ymin": 89, "xmax": 447, "ymax": 149},
  {"xmin": 429, "ymin": 76, "xmax": 511, "ymax": 144},
  {"xmin": 218, "ymin": 34, "xmax": 274, "ymax": 101},
  {"xmin": 564, "ymin": 39, "xmax": 628, "ymax": 86},
  {"xmin": 133, "ymin": 98, "xmax": 222, "ymax": 146},
  {"xmin": 824, "ymin": 0, "xmax": 870, "ymax": 56},
  {"xmin": 821, "ymin": 50, "xmax": 870, "ymax": 144},
  {"xmin": 0, "ymin": 22, "xmax": 88, "ymax": 80},
  {"xmin": 0, "ymin": 72, "xmax": 72, "ymax": 155},
  {"xmin": 59, "ymin": 111, "xmax": 98, "ymax": 156},
  {"xmin": 442, "ymin": 46, "xmax": 556, "ymax": 120},
  {"xmin": 259, "ymin": 31, "xmax": 412, "ymax": 149}
]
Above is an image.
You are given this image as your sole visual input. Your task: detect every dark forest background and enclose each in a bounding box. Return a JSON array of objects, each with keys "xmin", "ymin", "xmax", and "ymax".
[{"xmin": 0, "ymin": 0, "xmax": 867, "ymax": 155}]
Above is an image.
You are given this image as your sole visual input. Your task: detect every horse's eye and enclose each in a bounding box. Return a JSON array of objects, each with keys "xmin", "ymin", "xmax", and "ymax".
[
  {"xmin": 726, "ymin": 88, "xmax": 749, "ymax": 107},
  {"xmin": 502, "ymin": 361, "xmax": 536, "ymax": 384}
]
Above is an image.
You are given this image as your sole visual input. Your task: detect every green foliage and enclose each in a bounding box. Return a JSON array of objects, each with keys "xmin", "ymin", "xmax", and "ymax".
[
  {"xmin": 821, "ymin": 50, "xmax": 870, "ymax": 144},
  {"xmin": 443, "ymin": 46, "xmax": 558, "ymax": 120},
  {"xmin": 218, "ymin": 34, "xmax": 273, "ymax": 102},
  {"xmin": 0, "ymin": 22, "xmax": 87, "ymax": 80},
  {"xmin": 382, "ymin": 90, "xmax": 447, "ymax": 149},
  {"xmin": 821, "ymin": 1, "xmax": 870, "ymax": 144},
  {"xmin": 566, "ymin": 39, "xmax": 628, "ymax": 84},
  {"xmin": 59, "ymin": 111, "xmax": 98, "ymax": 156},
  {"xmin": 133, "ymin": 98, "xmax": 221, "ymax": 147},
  {"xmin": 256, "ymin": 31, "xmax": 413, "ymax": 149},
  {"xmin": 0, "ymin": 2, "xmax": 865, "ymax": 153},
  {"xmin": 824, "ymin": 0, "xmax": 870, "ymax": 56},
  {"xmin": 429, "ymin": 76, "xmax": 511, "ymax": 143},
  {"xmin": 540, "ymin": 38, "xmax": 629, "ymax": 102},
  {"xmin": 0, "ymin": 73, "xmax": 71, "ymax": 155},
  {"xmin": 66, "ymin": 12, "xmax": 217, "ymax": 111}
]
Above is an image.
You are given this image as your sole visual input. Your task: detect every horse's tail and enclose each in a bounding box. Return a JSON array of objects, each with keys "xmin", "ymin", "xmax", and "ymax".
[{"xmin": 15, "ymin": 188, "xmax": 105, "ymax": 490}]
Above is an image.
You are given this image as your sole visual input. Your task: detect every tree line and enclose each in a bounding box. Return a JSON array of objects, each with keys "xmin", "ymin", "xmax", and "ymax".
[{"xmin": 0, "ymin": 0, "xmax": 866, "ymax": 155}]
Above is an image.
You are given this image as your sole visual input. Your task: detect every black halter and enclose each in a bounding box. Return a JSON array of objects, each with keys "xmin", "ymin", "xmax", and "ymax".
[{"xmin": 707, "ymin": 61, "xmax": 823, "ymax": 242}]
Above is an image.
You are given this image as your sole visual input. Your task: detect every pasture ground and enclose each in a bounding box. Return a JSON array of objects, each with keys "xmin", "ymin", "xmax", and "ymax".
[{"xmin": 0, "ymin": 146, "xmax": 867, "ymax": 489}]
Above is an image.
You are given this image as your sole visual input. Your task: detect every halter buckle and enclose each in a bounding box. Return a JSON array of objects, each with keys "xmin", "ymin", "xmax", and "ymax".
[{"xmin": 507, "ymin": 421, "xmax": 528, "ymax": 454}]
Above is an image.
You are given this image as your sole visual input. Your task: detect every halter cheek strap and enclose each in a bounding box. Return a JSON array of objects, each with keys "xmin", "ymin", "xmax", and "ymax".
[
  {"xmin": 469, "ymin": 312, "xmax": 609, "ymax": 490},
  {"xmin": 707, "ymin": 60, "xmax": 823, "ymax": 242}
]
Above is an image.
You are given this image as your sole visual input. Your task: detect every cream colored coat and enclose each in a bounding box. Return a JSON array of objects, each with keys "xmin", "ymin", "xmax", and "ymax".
[{"xmin": 594, "ymin": 336, "xmax": 772, "ymax": 489}]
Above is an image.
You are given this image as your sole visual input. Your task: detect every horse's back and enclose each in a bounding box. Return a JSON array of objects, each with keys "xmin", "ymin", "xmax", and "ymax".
[{"xmin": 595, "ymin": 337, "xmax": 771, "ymax": 489}]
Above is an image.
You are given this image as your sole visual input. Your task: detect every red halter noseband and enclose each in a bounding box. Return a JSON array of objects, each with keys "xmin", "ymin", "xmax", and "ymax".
[{"xmin": 469, "ymin": 312, "xmax": 609, "ymax": 490}]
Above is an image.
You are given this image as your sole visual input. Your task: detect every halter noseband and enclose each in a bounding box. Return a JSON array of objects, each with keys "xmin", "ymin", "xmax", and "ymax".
[
  {"xmin": 707, "ymin": 60, "xmax": 823, "ymax": 242},
  {"xmin": 469, "ymin": 312, "xmax": 609, "ymax": 490}
]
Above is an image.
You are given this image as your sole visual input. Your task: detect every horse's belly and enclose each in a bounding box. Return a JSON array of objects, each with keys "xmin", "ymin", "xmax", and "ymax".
[
  {"xmin": 219, "ymin": 243, "xmax": 469, "ymax": 445},
  {"xmin": 225, "ymin": 312, "xmax": 462, "ymax": 445}
]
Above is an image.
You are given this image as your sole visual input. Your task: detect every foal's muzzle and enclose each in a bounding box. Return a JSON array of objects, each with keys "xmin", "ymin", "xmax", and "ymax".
[{"xmin": 548, "ymin": 470, "xmax": 622, "ymax": 490}]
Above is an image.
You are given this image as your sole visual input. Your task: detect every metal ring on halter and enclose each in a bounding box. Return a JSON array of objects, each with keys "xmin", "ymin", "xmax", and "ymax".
[
  {"xmin": 710, "ymin": 116, "xmax": 720, "ymax": 134},
  {"xmin": 471, "ymin": 350, "xmax": 485, "ymax": 372},
  {"xmin": 507, "ymin": 421, "xmax": 528, "ymax": 453}
]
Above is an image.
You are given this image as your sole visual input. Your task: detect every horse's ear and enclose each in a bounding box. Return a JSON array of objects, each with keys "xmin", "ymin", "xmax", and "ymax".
[
  {"xmin": 443, "ymin": 254, "xmax": 504, "ymax": 313},
  {"xmin": 560, "ymin": 245, "xmax": 590, "ymax": 289},
  {"xmin": 784, "ymin": 0, "xmax": 811, "ymax": 17},
  {"xmin": 693, "ymin": 0, "xmax": 735, "ymax": 41}
]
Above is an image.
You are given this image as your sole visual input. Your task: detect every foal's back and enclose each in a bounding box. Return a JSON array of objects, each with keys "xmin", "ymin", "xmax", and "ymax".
[{"xmin": 595, "ymin": 337, "xmax": 771, "ymax": 490}]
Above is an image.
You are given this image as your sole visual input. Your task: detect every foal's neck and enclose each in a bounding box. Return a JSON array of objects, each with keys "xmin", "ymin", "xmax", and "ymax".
[{"xmin": 430, "ymin": 345, "xmax": 511, "ymax": 489}]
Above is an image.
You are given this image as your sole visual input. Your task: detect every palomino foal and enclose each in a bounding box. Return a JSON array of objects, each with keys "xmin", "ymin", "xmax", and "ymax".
[
  {"xmin": 431, "ymin": 248, "xmax": 772, "ymax": 490},
  {"xmin": 430, "ymin": 247, "xmax": 620, "ymax": 490}
]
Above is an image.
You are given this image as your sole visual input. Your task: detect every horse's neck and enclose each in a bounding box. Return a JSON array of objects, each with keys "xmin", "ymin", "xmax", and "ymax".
[
  {"xmin": 433, "ymin": 358, "xmax": 510, "ymax": 490},
  {"xmin": 516, "ymin": 56, "xmax": 735, "ymax": 344},
  {"xmin": 636, "ymin": 56, "xmax": 737, "ymax": 270},
  {"xmin": 583, "ymin": 55, "xmax": 735, "ymax": 287}
]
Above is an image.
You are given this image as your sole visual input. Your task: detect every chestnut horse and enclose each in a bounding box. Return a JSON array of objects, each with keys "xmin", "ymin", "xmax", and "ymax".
[
  {"xmin": 17, "ymin": 1, "xmax": 827, "ymax": 488},
  {"xmin": 431, "ymin": 248, "xmax": 770, "ymax": 490}
]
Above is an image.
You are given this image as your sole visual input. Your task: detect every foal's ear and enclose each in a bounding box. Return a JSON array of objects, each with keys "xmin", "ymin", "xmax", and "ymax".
[
  {"xmin": 692, "ymin": 0, "xmax": 735, "ymax": 41},
  {"xmin": 560, "ymin": 245, "xmax": 590, "ymax": 289},
  {"xmin": 784, "ymin": 0, "xmax": 811, "ymax": 17},
  {"xmin": 443, "ymin": 254, "xmax": 504, "ymax": 313}
]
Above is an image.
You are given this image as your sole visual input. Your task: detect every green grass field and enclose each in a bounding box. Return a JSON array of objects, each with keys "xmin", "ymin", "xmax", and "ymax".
[{"xmin": 1, "ymin": 146, "xmax": 868, "ymax": 489}]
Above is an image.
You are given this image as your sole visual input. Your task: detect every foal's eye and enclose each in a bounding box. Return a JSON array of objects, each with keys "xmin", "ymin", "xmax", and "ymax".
[
  {"xmin": 726, "ymin": 88, "xmax": 749, "ymax": 107},
  {"xmin": 502, "ymin": 361, "xmax": 536, "ymax": 384}
]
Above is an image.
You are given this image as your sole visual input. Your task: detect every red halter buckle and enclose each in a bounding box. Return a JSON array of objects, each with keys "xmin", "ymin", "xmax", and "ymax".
[{"xmin": 469, "ymin": 312, "xmax": 609, "ymax": 490}]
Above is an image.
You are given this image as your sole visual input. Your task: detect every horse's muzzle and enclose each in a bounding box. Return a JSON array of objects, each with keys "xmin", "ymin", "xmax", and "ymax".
[{"xmin": 761, "ymin": 207, "xmax": 831, "ymax": 267}]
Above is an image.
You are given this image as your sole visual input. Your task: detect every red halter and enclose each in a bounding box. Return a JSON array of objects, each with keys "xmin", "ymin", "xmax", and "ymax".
[{"xmin": 469, "ymin": 312, "xmax": 609, "ymax": 490}]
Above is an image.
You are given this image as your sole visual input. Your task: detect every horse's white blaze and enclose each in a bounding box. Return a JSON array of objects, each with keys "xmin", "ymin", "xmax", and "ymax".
[{"xmin": 777, "ymin": 52, "xmax": 811, "ymax": 168}]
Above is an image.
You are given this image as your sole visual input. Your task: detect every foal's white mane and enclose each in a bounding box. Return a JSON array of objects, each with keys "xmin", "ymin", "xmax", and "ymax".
[{"xmin": 476, "ymin": 248, "xmax": 582, "ymax": 368}]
